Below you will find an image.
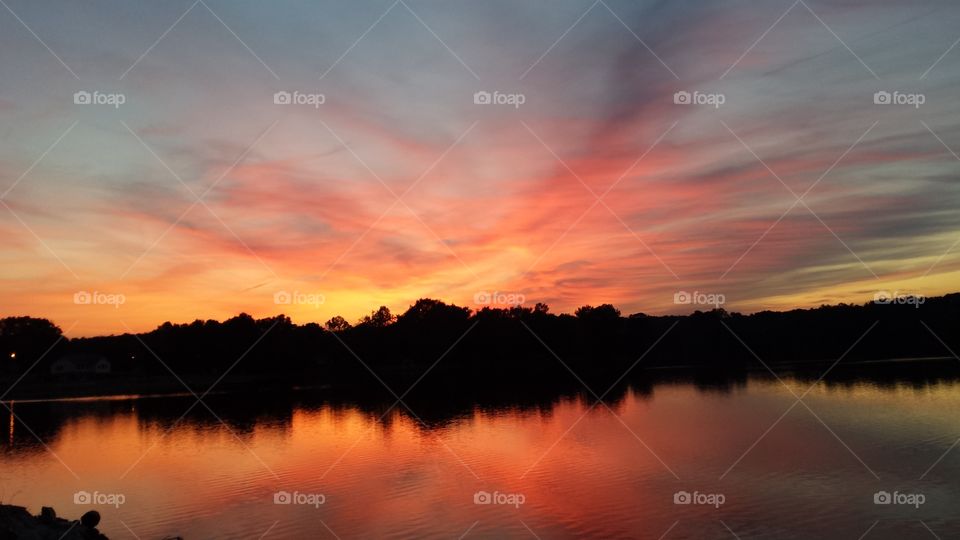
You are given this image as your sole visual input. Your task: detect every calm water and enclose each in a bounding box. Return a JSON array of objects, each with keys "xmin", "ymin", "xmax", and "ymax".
[{"xmin": 3, "ymin": 373, "xmax": 960, "ymax": 539}]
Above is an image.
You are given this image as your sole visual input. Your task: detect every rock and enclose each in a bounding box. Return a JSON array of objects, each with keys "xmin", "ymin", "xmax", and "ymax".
[
  {"xmin": 0, "ymin": 504, "xmax": 109, "ymax": 540},
  {"xmin": 79, "ymin": 511, "xmax": 100, "ymax": 529},
  {"xmin": 39, "ymin": 507, "xmax": 56, "ymax": 523}
]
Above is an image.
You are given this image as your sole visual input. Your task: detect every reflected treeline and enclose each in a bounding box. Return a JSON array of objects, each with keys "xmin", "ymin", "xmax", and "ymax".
[
  {"xmin": 3, "ymin": 360, "xmax": 958, "ymax": 456},
  {"xmin": 775, "ymin": 358, "xmax": 960, "ymax": 390}
]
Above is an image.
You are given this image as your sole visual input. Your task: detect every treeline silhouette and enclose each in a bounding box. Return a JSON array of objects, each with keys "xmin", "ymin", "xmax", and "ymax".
[{"xmin": 1, "ymin": 294, "xmax": 958, "ymax": 399}]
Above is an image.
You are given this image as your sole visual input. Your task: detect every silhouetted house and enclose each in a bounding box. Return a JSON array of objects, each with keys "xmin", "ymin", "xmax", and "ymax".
[{"xmin": 50, "ymin": 354, "xmax": 111, "ymax": 377}]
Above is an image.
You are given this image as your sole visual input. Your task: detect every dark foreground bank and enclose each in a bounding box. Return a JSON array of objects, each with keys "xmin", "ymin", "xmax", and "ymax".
[{"xmin": 0, "ymin": 505, "xmax": 169, "ymax": 540}]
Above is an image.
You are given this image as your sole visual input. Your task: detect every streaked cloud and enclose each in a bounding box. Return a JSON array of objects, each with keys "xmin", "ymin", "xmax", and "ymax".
[{"xmin": 1, "ymin": 0, "xmax": 959, "ymax": 335}]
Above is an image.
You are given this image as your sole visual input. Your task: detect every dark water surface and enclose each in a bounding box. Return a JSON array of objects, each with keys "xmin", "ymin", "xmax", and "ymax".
[{"xmin": 2, "ymin": 367, "xmax": 959, "ymax": 539}]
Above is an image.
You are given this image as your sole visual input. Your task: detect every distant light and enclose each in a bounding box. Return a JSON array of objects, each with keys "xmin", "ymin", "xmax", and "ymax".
[{"xmin": 8, "ymin": 352, "xmax": 14, "ymax": 359}]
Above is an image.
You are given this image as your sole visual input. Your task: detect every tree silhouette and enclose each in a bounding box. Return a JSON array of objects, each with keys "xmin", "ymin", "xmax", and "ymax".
[
  {"xmin": 397, "ymin": 299, "xmax": 470, "ymax": 326},
  {"xmin": 360, "ymin": 306, "xmax": 394, "ymax": 328},
  {"xmin": 325, "ymin": 316, "xmax": 351, "ymax": 332},
  {"xmin": 2, "ymin": 292, "xmax": 959, "ymax": 399},
  {"xmin": 0, "ymin": 316, "xmax": 63, "ymax": 375}
]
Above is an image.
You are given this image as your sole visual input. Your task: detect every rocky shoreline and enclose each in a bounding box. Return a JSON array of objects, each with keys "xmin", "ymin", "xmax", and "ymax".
[
  {"xmin": 0, "ymin": 505, "xmax": 109, "ymax": 539},
  {"xmin": 0, "ymin": 505, "xmax": 184, "ymax": 540}
]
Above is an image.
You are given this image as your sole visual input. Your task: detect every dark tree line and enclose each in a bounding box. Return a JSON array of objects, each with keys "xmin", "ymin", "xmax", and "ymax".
[{"xmin": 2, "ymin": 294, "xmax": 958, "ymax": 395}]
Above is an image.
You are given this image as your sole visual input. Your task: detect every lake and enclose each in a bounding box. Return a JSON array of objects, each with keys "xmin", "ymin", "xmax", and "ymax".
[{"xmin": 2, "ymin": 368, "xmax": 959, "ymax": 539}]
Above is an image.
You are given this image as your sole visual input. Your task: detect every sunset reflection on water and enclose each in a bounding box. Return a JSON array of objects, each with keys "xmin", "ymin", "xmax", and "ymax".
[{"xmin": 3, "ymin": 377, "xmax": 960, "ymax": 539}]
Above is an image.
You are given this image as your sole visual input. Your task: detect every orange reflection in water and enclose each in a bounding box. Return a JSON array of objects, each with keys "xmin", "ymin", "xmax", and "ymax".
[{"xmin": 2, "ymin": 379, "xmax": 960, "ymax": 539}]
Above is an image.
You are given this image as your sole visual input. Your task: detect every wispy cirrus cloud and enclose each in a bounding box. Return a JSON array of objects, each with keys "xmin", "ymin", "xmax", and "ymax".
[{"xmin": 1, "ymin": 0, "xmax": 959, "ymax": 335}]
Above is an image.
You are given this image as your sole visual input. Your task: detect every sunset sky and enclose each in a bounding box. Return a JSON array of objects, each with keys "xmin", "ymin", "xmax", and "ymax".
[{"xmin": 2, "ymin": 0, "xmax": 959, "ymax": 336}]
